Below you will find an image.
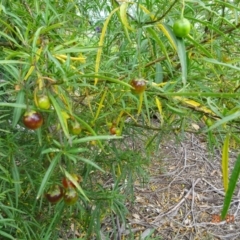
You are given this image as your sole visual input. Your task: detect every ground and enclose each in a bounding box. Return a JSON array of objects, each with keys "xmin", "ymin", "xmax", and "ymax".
[{"xmin": 120, "ymin": 133, "xmax": 240, "ymax": 240}]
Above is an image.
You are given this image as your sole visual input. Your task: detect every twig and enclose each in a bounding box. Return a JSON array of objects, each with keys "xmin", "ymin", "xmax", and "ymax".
[
  {"xmin": 152, "ymin": 178, "xmax": 201, "ymax": 224},
  {"xmin": 202, "ymin": 178, "xmax": 226, "ymax": 197},
  {"xmin": 143, "ymin": 0, "xmax": 178, "ymax": 25},
  {"xmin": 190, "ymin": 179, "xmax": 197, "ymax": 233}
]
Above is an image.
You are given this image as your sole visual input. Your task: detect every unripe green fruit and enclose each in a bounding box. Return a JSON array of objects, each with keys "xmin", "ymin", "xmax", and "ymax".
[
  {"xmin": 173, "ymin": 18, "xmax": 191, "ymax": 38},
  {"xmin": 37, "ymin": 95, "xmax": 51, "ymax": 110}
]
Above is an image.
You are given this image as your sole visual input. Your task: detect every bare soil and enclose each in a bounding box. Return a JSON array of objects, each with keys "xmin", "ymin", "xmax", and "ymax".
[{"xmin": 121, "ymin": 133, "xmax": 240, "ymax": 240}]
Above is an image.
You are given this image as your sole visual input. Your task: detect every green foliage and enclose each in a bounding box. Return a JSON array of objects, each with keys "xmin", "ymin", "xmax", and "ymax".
[
  {"xmin": 0, "ymin": 0, "xmax": 240, "ymax": 238},
  {"xmin": 221, "ymin": 155, "xmax": 240, "ymax": 220}
]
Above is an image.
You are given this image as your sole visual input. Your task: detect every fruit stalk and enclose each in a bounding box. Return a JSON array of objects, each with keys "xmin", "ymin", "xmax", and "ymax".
[{"xmin": 181, "ymin": 0, "xmax": 185, "ymax": 18}]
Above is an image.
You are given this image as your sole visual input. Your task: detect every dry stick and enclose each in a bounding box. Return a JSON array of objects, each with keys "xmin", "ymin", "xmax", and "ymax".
[
  {"xmin": 190, "ymin": 179, "xmax": 198, "ymax": 234},
  {"xmin": 201, "ymin": 178, "xmax": 226, "ymax": 197},
  {"xmin": 210, "ymin": 232, "xmax": 240, "ymax": 239},
  {"xmin": 166, "ymin": 142, "xmax": 188, "ymax": 185},
  {"xmin": 160, "ymin": 142, "xmax": 188, "ymax": 208},
  {"xmin": 151, "ymin": 178, "xmax": 201, "ymax": 224}
]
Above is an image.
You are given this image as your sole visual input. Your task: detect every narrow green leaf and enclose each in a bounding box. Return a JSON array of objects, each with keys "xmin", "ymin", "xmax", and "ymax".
[
  {"xmin": 81, "ymin": 74, "xmax": 133, "ymax": 89},
  {"xmin": 166, "ymin": 103, "xmax": 187, "ymax": 115},
  {"xmin": 43, "ymin": 203, "xmax": 64, "ymax": 239},
  {"xmin": 0, "ymin": 30, "xmax": 21, "ymax": 47},
  {"xmin": 72, "ymin": 114, "xmax": 109, "ymax": 151},
  {"xmin": 64, "ymin": 170, "xmax": 90, "ymax": 201},
  {"xmin": 37, "ymin": 127, "xmax": 42, "ymax": 146},
  {"xmin": 155, "ymin": 63, "xmax": 163, "ymax": 83},
  {"xmin": 0, "ymin": 18, "xmax": 18, "ymax": 35},
  {"xmin": 78, "ymin": 157, "xmax": 105, "ymax": 173},
  {"xmin": 176, "ymin": 38, "xmax": 187, "ymax": 85},
  {"xmin": 146, "ymin": 27, "xmax": 171, "ymax": 64},
  {"xmin": 67, "ymin": 148, "xmax": 89, "ymax": 154},
  {"xmin": 158, "ymin": 23, "xmax": 178, "ymax": 51},
  {"xmin": 12, "ymin": 90, "xmax": 25, "ymax": 128},
  {"xmin": 41, "ymin": 22, "xmax": 66, "ymax": 34},
  {"xmin": 221, "ymin": 154, "xmax": 240, "ymax": 220},
  {"xmin": 0, "ymin": 103, "xmax": 26, "ymax": 108},
  {"xmin": 32, "ymin": 26, "xmax": 44, "ymax": 51},
  {"xmin": 72, "ymin": 135, "xmax": 122, "ymax": 144},
  {"xmin": 53, "ymin": 46, "xmax": 99, "ymax": 54},
  {"xmin": 0, "ymin": 230, "xmax": 16, "ymax": 240},
  {"xmin": 36, "ymin": 154, "xmax": 60, "ymax": 199},
  {"xmin": 0, "ymin": 219, "xmax": 15, "ymax": 223},
  {"xmin": 0, "ymin": 60, "xmax": 26, "ymax": 64},
  {"xmin": 207, "ymin": 97, "xmax": 223, "ymax": 118},
  {"xmin": 11, "ymin": 156, "xmax": 21, "ymax": 207},
  {"xmin": 204, "ymin": 110, "xmax": 240, "ymax": 132},
  {"xmin": 203, "ymin": 57, "xmax": 240, "ymax": 72},
  {"xmin": 160, "ymin": 92, "xmax": 239, "ymax": 98},
  {"xmin": 48, "ymin": 94, "xmax": 69, "ymax": 138},
  {"xmin": 187, "ymin": 36, "xmax": 213, "ymax": 58},
  {"xmin": 222, "ymin": 133, "xmax": 230, "ymax": 192},
  {"xmin": 41, "ymin": 148, "xmax": 61, "ymax": 155}
]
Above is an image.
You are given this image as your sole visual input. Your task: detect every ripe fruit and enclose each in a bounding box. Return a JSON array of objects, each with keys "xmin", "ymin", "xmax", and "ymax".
[
  {"xmin": 23, "ymin": 111, "xmax": 43, "ymax": 130},
  {"xmin": 109, "ymin": 125, "xmax": 121, "ymax": 136},
  {"xmin": 109, "ymin": 125, "xmax": 117, "ymax": 135},
  {"xmin": 130, "ymin": 79, "xmax": 146, "ymax": 94},
  {"xmin": 63, "ymin": 188, "xmax": 78, "ymax": 205},
  {"xmin": 37, "ymin": 95, "xmax": 51, "ymax": 110},
  {"xmin": 62, "ymin": 174, "xmax": 82, "ymax": 189},
  {"xmin": 173, "ymin": 18, "xmax": 191, "ymax": 38},
  {"xmin": 45, "ymin": 185, "xmax": 64, "ymax": 204},
  {"xmin": 69, "ymin": 121, "xmax": 81, "ymax": 135}
]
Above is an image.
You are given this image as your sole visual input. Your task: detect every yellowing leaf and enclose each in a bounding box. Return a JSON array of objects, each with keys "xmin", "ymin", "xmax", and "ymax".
[
  {"xmin": 120, "ymin": 2, "xmax": 133, "ymax": 31},
  {"xmin": 151, "ymin": 81, "xmax": 174, "ymax": 87},
  {"xmin": 155, "ymin": 97, "xmax": 164, "ymax": 125},
  {"xmin": 95, "ymin": 7, "xmax": 120, "ymax": 85},
  {"xmin": 157, "ymin": 23, "xmax": 177, "ymax": 51},
  {"xmin": 54, "ymin": 54, "xmax": 86, "ymax": 63},
  {"xmin": 174, "ymin": 97, "xmax": 215, "ymax": 115},
  {"xmin": 24, "ymin": 47, "xmax": 43, "ymax": 81},
  {"xmin": 54, "ymin": 56, "xmax": 83, "ymax": 74},
  {"xmin": 94, "ymin": 89, "xmax": 107, "ymax": 122},
  {"xmin": 139, "ymin": 4, "xmax": 177, "ymax": 50},
  {"xmin": 155, "ymin": 97, "xmax": 162, "ymax": 115}
]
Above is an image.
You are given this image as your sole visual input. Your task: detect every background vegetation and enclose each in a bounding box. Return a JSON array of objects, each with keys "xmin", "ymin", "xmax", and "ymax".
[{"xmin": 0, "ymin": 0, "xmax": 240, "ymax": 239}]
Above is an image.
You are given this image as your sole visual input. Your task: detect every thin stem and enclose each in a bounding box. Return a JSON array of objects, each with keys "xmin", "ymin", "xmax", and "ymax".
[
  {"xmin": 137, "ymin": 28, "xmax": 142, "ymax": 77},
  {"xmin": 181, "ymin": 0, "xmax": 185, "ymax": 18}
]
